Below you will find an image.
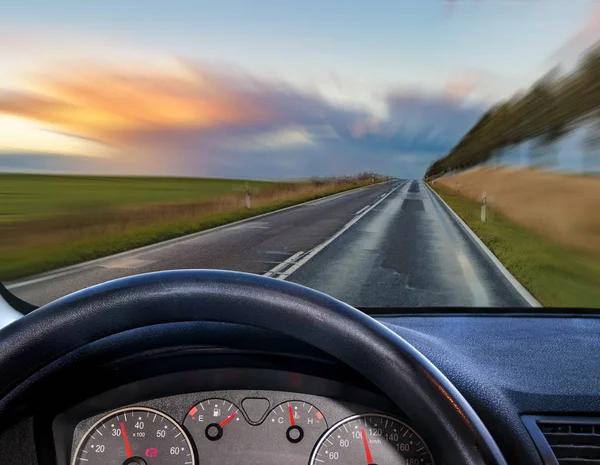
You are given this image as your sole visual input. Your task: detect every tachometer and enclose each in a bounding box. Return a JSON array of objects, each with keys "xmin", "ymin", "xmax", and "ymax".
[
  {"xmin": 310, "ymin": 414, "xmax": 434, "ymax": 465},
  {"xmin": 72, "ymin": 407, "xmax": 194, "ymax": 465}
]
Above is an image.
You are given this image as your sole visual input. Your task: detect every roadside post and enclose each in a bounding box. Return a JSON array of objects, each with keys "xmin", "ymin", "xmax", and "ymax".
[
  {"xmin": 481, "ymin": 191, "xmax": 487, "ymax": 222},
  {"xmin": 245, "ymin": 183, "xmax": 252, "ymax": 209}
]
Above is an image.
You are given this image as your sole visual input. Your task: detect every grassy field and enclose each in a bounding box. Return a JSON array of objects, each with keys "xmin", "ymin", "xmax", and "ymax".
[
  {"xmin": 1, "ymin": 173, "xmax": 379, "ymax": 281},
  {"xmin": 435, "ymin": 166, "xmax": 600, "ymax": 253},
  {"xmin": 432, "ymin": 183, "xmax": 600, "ymax": 308},
  {"xmin": 1, "ymin": 174, "xmax": 274, "ymax": 222}
]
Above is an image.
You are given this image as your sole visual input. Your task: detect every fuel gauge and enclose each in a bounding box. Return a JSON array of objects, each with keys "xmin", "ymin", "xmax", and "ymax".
[
  {"xmin": 183, "ymin": 398, "xmax": 247, "ymax": 449},
  {"xmin": 265, "ymin": 401, "xmax": 327, "ymax": 444}
]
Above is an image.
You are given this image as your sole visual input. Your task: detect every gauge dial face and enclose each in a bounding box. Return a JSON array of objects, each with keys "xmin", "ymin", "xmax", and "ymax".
[
  {"xmin": 183, "ymin": 398, "xmax": 247, "ymax": 458},
  {"xmin": 310, "ymin": 414, "xmax": 434, "ymax": 465},
  {"xmin": 265, "ymin": 400, "xmax": 327, "ymax": 444},
  {"xmin": 72, "ymin": 407, "xmax": 194, "ymax": 465},
  {"xmin": 261, "ymin": 401, "xmax": 327, "ymax": 465}
]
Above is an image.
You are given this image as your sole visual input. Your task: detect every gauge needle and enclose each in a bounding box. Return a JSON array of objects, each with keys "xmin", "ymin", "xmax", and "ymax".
[
  {"xmin": 120, "ymin": 422, "xmax": 133, "ymax": 458},
  {"xmin": 219, "ymin": 411, "xmax": 238, "ymax": 427},
  {"xmin": 288, "ymin": 404, "xmax": 295, "ymax": 426},
  {"xmin": 361, "ymin": 428, "xmax": 374, "ymax": 465}
]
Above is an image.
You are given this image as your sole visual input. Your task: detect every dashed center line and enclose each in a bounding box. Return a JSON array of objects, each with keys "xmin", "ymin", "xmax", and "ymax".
[
  {"xmin": 263, "ymin": 251, "xmax": 305, "ymax": 278},
  {"xmin": 354, "ymin": 205, "xmax": 371, "ymax": 216},
  {"xmin": 263, "ymin": 182, "xmax": 405, "ymax": 281}
]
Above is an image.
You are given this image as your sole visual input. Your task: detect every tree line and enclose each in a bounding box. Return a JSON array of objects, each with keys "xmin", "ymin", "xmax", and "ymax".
[{"xmin": 425, "ymin": 42, "xmax": 600, "ymax": 179}]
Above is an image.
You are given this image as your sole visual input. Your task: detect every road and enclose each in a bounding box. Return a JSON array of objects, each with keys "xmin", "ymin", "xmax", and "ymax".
[{"xmin": 8, "ymin": 180, "xmax": 532, "ymax": 308}]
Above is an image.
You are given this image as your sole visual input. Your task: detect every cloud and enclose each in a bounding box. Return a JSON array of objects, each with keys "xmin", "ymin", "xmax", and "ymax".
[
  {"xmin": 0, "ymin": 61, "xmax": 483, "ymax": 178},
  {"xmin": 371, "ymin": 88, "xmax": 485, "ymax": 146},
  {"xmin": 0, "ymin": 62, "xmax": 371, "ymax": 143},
  {"xmin": 443, "ymin": 68, "xmax": 525, "ymax": 104},
  {"xmin": 444, "ymin": 76, "xmax": 478, "ymax": 102},
  {"xmin": 0, "ymin": 65, "xmax": 276, "ymax": 141},
  {"xmin": 551, "ymin": 2, "xmax": 600, "ymax": 65}
]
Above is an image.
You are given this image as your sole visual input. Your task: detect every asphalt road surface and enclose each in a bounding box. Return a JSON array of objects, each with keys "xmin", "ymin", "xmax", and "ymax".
[{"xmin": 8, "ymin": 180, "xmax": 531, "ymax": 308}]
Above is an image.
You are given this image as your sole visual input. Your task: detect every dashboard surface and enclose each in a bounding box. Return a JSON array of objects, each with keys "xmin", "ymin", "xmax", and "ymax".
[{"xmin": 380, "ymin": 314, "xmax": 600, "ymax": 465}]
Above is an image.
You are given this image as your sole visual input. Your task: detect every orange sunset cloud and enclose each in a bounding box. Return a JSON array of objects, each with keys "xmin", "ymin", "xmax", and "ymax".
[{"xmin": 0, "ymin": 63, "xmax": 275, "ymax": 146}]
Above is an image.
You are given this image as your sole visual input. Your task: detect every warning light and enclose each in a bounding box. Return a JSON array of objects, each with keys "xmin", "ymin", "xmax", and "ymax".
[{"xmin": 145, "ymin": 448, "xmax": 158, "ymax": 457}]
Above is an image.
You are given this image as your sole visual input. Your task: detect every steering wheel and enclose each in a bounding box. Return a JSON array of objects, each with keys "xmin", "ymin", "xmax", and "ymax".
[{"xmin": 0, "ymin": 270, "xmax": 506, "ymax": 465}]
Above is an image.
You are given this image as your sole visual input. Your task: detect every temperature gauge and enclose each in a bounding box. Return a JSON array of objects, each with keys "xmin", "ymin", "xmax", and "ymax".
[{"xmin": 265, "ymin": 401, "xmax": 327, "ymax": 444}]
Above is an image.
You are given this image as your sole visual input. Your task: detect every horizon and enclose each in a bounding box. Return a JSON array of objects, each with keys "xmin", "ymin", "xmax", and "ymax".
[{"xmin": 0, "ymin": 168, "xmax": 391, "ymax": 182}]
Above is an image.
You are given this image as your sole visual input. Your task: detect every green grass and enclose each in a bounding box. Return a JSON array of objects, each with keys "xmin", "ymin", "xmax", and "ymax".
[
  {"xmin": 1, "ymin": 173, "xmax": 274, "ymax": 222},
  {"xmin": 0, "ymin": 174, "xmax": 376, "ymax": 281},
  {"xmin": 432, "ymin": 184, "xmax": 600, "ymax": 308}
]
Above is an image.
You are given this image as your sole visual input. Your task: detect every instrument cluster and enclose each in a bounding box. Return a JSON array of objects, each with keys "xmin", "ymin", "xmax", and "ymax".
[{"xmin": 67, "ymin": 390, "xmax": 434, "ymax": 465}]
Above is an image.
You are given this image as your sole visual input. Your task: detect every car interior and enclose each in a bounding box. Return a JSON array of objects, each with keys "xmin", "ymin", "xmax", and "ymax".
[{"xmin": 0, "ymin": 269, "xmax": 597, "ymax": 465}]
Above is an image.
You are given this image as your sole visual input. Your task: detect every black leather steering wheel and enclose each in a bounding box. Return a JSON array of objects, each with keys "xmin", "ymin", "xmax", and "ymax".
[{"xmin": 0, "ymin": 270, "xmax": 507, "ymax": 465}]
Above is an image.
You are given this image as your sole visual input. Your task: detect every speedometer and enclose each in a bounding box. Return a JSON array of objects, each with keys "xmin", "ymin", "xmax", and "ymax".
[
  {"xmin": 72, "ymin": 407, "xmax": 195, "ymax": 465},
  {"xmin": 310, "ymin": 414, "xmax": 434, "ymax": 465}
]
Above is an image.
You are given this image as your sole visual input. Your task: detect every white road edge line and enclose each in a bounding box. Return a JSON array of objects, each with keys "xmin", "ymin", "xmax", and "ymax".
[
  {"xmin": 269, "ymin": 182, "xmax": 405, "ymax": 281},
  {"xmin": 456, "ymin": 252, "xmax": 491, "ymax": 307},
  {"xmin": 354, "ymin": 205, "xmax": 371, "ymax": 216},
  {"xmin": 263, "ymin": 251, "xmax": 304, "ymax": 277},
  {"xmin": 426, "ymin": 183, "xmax": 542, "ymax": 308},
  {"xmin": 7, "ymin": 180, "xmax": 394, "ymax": 290}
]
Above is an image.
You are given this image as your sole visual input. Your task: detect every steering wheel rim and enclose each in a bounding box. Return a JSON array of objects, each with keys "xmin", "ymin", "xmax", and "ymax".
[{"xmin": 0, "ymin": 270, "xmax": 506, "ymax": 465}]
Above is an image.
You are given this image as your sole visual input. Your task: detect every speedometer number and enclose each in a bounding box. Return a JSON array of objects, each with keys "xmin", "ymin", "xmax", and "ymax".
[{"xmin": 310, "ymin": 414, "xmax": 434, "ymax": 465}]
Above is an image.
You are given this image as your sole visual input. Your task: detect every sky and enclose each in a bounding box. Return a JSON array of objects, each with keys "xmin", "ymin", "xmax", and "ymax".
[{"xmin": 1, "ymin": 0, "xmax": 599, "ymax": 179}]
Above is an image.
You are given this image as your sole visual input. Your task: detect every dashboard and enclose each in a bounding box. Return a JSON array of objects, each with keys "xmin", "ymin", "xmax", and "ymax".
[
  {"xmin": 59, "ymin": 388, "xmax": 433, "ymax": 465},
  {"xmin": 3, "ymin": 267, "xmax": 600, "ymax": 465},
  {"xmin": 2, "ymin": 312, "xmax": 598, "ymax": 465}
]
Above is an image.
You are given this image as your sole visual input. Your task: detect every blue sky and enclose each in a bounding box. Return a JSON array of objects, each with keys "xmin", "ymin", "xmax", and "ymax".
[{"xmin": 0, "ymin": 0, "xmax": 598, "ymax": 178}]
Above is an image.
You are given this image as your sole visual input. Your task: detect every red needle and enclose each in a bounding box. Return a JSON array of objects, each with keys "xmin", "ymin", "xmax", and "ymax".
[
  {"xmin": 120, "ymin": 422, "xmax": 133, "ymax": 458},
  {"xmin": 288, "ymin": 404, "xmax": 295, "ymax": 426},
  {"xmin": 361, "ymin": 428, "xmax": 374, "ymax": 465},
  {"xmin": 219, "ymin": 411, "xmax": 238, "ymax": 427}
]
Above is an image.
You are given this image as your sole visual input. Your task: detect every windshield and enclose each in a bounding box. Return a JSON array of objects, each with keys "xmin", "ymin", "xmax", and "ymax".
[{"xmin": 1, "ymin": 1, "xmax": 599, "ymax": 310}]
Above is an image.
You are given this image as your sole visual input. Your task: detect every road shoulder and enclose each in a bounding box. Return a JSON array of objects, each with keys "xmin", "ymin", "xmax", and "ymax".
[
  {"xmin": 431, "ymin": 182, "xmax": 600, "ymax": 308},
  {"xmin": 426, "ymin": 184, "xmax": 540, "ymax": 307}
]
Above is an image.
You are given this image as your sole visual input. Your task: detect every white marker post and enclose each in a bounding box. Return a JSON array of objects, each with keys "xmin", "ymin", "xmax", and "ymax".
[
  {"xmin": 481, "ymin": 191, "xmax": 487, "ymax": 222},
  {"xmin": 245, "ymin": 184, "xmax": 251, "ymax": 209}
]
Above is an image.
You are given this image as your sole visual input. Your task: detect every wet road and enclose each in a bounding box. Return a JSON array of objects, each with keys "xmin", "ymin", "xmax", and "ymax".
[{"xmin": 8, "ymin": 180, "xmax": 532, "ymax": 308}]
